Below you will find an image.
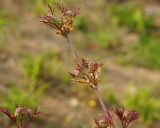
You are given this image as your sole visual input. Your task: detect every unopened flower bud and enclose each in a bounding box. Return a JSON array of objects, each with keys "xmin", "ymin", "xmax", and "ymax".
[{"xmin": 15, "ymin": 107, "xmax": 24, "ymax": 117}]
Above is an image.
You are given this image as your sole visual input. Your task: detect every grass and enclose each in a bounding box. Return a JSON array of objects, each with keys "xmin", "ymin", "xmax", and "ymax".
[
  {"xmin": 111, "ymin": 3, "xmax": 154, "ymax": 33},
  {"xmin": 109, "ymin": 2, "xmax": 160, "ymax": 70},
  {"xmin": 131, "ymin": 35, "xmax": 160, "ymax": 69},
  {"xmin": 22, "ymin": 51, "xmax": 70, "ymax": 88},
  {"xmin": 75, "ymin": 16, "xmax": 89, "ymax": 32},
  {"xmin": 118, "ymin": 35, "xmax": 160, "ymax": 70},
  {"xmin": 0, "ymin": 9, "xmax": 17, "ymax": 36},
  {"xmin": 124, "ymin": 85, "xmax": 160, "ymax": 124},
  {"xmin": 32, "ymin": 0, "xmax": 56, "ymax": 15},
  {"xmin": 0, "ymin": 83, "xmax": 48, "ymax": 111}
]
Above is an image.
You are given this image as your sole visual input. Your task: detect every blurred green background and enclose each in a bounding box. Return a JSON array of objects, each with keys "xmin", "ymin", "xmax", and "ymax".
[{"xmin": 0, "ymin": 0, "xmax": 160, "ymax": 128}]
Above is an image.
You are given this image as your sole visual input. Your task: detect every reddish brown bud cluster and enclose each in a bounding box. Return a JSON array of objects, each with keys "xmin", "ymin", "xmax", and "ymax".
[
  {"xmin": 0, "ymin": 105, "xmax": 42, "ymax": 128},
  {"xmin": 40, "ymin": 2, "xmax": 80, "ymax": 37},
  {"xmin": 94, "ymin": 112, "xmax": 114, "ymax": 128},
  {"xmin": 69, "ymin": 58, "xmax": 104, "ymax": 89},
  {"xmin": 93, "ymin": 108, "xmax": 138, "ymax": 128},
  {"xmin": 115, "ymin": 108, "xmax": 138, "ymax": 128}
]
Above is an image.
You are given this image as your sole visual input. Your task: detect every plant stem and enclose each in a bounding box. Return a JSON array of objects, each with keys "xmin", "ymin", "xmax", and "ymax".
[
  {"xmin": 65, "ymin": 35, "xmax": 81, "ymax": 63},
  {"xmin": 65, "ymin": 35, "xmax": 109, "ymax": 118},
  {"xmin": 94, "ymin": 87, "xmax": 109, "ymax": 118}
]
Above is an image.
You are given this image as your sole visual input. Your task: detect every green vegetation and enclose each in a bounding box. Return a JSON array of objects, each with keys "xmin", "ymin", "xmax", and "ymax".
[
  {"xmin": 111, "ymin": 2, "xmax": 160, "ymax": 70},
  {"xmin": 103, "ymin": 91, "xmax": 119, "ymax": 107},
  {"xmin": 1, "ymin": 84, "xmax": 47, "ymax": 111},
  {"xmin": 0, "ymin": 9, "xmax": 18, "ymax": 40},
  {"xmin": 87, "ymin": 29, "xmax": 122, "ymax": 49},
  {"xmin": 32, "ymin": 0, "xmax": 56, "ymax": 14},
  {"xmin": 22, "ymin": 52, "xmax": 70, "ymax": 87},
  {"xmin": 124, "ymin": 86, "xmax": 160, "ymax": 124},
  {"xmin": 130, "ymin": 36, "xmax": 160, "ymax": 69},
  {"xmin": 111, "ymin": 4, "xmax": 154, "ymax": 33},
  {"xmin": 75, "ymin": 16, "xmax": 89, "ymax": 32}
]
